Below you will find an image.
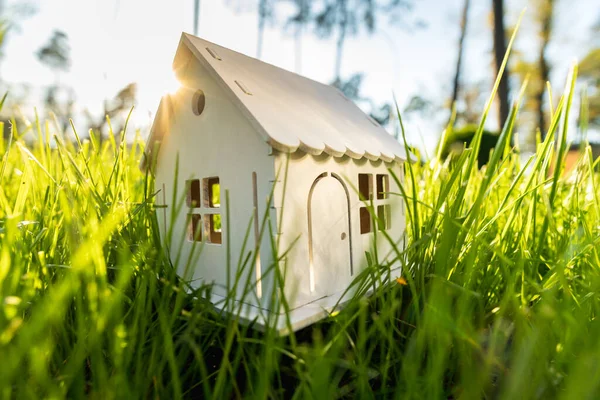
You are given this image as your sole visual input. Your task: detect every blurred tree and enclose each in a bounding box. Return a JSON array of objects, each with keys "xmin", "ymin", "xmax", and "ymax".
[
  {"xmin": 309, "ymin": 0, "xmax": 414, "ymax": 83},
  {"xmin": 580, "ymin": 51, "xmax": 599, "ymax": 128},
  {"xmin": 510, "ymin": 0, "xmax": 555, "ymax": 141},
  {"xmin": 512, "ymin": 56, "xmax": 539, "ymax": 140},
  {"xmin": 332, "ymin": 72, "xmax": 393, "ymax": 126},
  {"xmin": 36, "ymin": 30, "xmax": 70, "ymax": 84},
  {"xmin": 534, "ymin": 0, "xmax": 553, "ymax": 136},
  {"xmin": 85, "ymin": 83, "xmax": 137, "ymax": 143},
  {"xmin": 0, "ymin": 20, "xmax": 9, "ymax": 74},
  {"xmin": 334, "ymin": 72, "xmax": 363, "ymax": 99},
  {"xmin": 492, "ymin": 0, "xmax": 511, "ymax": 130},
  {"xmin": 449, "ymin": 0, "xmax": 470, "ymax": 121},
  {"xmin": 0, "ymin": 1, "xmax": 36, "ymax": 81},
  {"xmin": 257, "ymin": 0, "xmax": 275, "ymax": 58},
  {"xmin": 301, "ymin": 1, "xmax": 416, "ymax": 128},
  {"xmin": 36, "ymin": 30, "xmax": 73, "ymax": 132},
  {"xmin": 226, "ymin": 0, "xmax": 276, "ymax": 59},
  {"xmin": 193, "ymin": 0, "xmax": 201, "ymax": 35},
  {"xmin": 460, "ymin": 82, "xmax": 488, "ymax": 125},
  {"xmin": 404, "ymin": 95, "xmax": 435, "ymax": 117},
  {"xmin": 233, "ymin": 1, "xmax": 417, "ymax": 129},
  {"xmin": 578, "ymin": 21, "xmax": 599, "ymax": 130},
  {"xmin": 285, "ymin": 0, "xmax": 311, "ymax": 72},
  {"xmin": 438, "ymin": 124, "xmax": 500, "ymax": 167}
]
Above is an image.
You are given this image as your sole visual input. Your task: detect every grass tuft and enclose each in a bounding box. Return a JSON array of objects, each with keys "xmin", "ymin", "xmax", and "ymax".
[{"xmin": 1, "ymin": 63, "xmax": 600, "ymax": 397}]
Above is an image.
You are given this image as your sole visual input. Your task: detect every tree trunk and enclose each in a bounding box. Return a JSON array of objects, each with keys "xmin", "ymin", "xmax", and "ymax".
[
  {"xmin": 537, "ymin": 0, "xmax": 553, "ymax": 138},
  {"xmin": 492, "ymin": 0, "xmax": 510, "ymax": 130},
  {"xmin": 334, "ymin": 25, "xmax": 346, "ymax": 83},
  {"xmin": 257, "ymin": 0, "xmax": 268, "ymax": 59},
  {"xmin": 294, "ymin": 0, "xmax": 308, "ymax": 73},
  {"xmin": 334, "ymin": 0, "xmax": 348, "ymax": 83},
  {"xmin": 193, "ymin": 0, "xmax": 200, "ymax": 36},
  {"xmin": 450, "ymin": 0, "xmax": 471, "ymax": 125}
]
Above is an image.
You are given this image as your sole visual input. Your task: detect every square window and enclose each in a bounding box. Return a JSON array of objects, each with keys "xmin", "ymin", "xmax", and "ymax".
[
  {"xmin": 376, "ymin": 174, "xmax": 389, "ymax": 200},
  {"xmin": 187, "ymin": 213, "xmax": 202, "ymax": 242},
  {"xmin": 203, "ymin": 177, "xmax": 220, "ymax": 208},
  {"xmin": 204, "ymin": 214, "xmax": 222, "ymax": 244},
  {"xmin": 360, "ymin": 207, "xmax": 371, "ymax": 234},
  {"xmin": 377, "ymin": 204, "xmax": 391, "ymax": 230},
  {"xmin": 186, "ymin": 179, "xmax": 201, "ymax": 208},
  {"xmin": 358, "ymin": 173, "xmax": 373, "ymax": 201}
]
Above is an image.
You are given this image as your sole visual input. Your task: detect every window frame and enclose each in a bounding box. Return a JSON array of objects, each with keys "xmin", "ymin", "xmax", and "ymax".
[
  {"xmin": 185, "ymin": 176, "xmax": 223, "ymax": 245},
  {"xmin": 359, "ymin": 172, "xmax": 392, "ymax": 234}
]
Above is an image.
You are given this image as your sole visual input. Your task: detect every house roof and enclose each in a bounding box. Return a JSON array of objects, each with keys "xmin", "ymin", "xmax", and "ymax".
[{"xmin": 147, "ymin": 33, "xmax": 407, "ymax": 165}]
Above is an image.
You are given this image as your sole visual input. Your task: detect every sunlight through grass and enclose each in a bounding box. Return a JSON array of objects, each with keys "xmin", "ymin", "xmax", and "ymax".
[{"xmin": 1, "ymin": 61, "xmax": 600, "ymax": 397}]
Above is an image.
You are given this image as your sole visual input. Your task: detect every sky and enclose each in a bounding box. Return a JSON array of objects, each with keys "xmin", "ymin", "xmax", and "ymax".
[{"xmin": 0, "ymin": 0, "xmax": 597, "ymax": 153}]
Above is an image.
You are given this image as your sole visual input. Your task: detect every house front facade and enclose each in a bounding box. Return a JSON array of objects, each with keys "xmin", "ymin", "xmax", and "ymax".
[{"xmin": 145, "ymin": 33, "xmax": 407, "ymax": 333}]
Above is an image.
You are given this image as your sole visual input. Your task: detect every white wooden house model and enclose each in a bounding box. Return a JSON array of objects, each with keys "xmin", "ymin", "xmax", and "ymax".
[{"xmin": 143, "ymin": 33, "xmax": 407, "ymax": 334}]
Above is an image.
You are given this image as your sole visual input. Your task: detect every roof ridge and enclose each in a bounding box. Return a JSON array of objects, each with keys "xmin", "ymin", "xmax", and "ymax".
[
  {"xmin": 146, "ymin": 33, "xmax": 407, "ymax": 165},
  {"xmin": 182, "ymin": 32, "xmax": 337, "ymax": 93}
]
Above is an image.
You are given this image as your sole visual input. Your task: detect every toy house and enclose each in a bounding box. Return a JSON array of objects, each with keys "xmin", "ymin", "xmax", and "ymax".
[{"xmin": 143, "ymin": 33, "xmax": 407, "ymax": 334}]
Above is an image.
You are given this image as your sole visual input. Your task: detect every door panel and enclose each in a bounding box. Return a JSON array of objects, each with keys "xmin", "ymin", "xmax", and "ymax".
[{"xmin": 308, "ymin": 174, "xmax": 352, "ymax": 296}]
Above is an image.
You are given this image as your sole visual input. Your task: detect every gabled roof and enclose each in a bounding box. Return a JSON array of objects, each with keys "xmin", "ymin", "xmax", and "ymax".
[{"xmin": 147, "ymin": 33, "xmax": 407, "ymax": 165}]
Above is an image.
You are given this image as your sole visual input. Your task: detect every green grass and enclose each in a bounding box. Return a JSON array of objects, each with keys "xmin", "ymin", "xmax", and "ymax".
[{"xmin": 2, "ymin": 60, "xmax": 600, "ymax": 397}]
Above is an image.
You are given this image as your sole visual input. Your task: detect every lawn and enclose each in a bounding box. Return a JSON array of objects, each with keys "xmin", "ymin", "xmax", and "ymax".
[{"xmin": 1, "ymin": 62, "xmax": 600, "ymax": 398}]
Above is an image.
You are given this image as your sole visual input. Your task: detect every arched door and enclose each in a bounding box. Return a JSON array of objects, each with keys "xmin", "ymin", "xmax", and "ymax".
[{"xmin": 308, "ymin": 173, "xmax": 353, "ymax": 296}]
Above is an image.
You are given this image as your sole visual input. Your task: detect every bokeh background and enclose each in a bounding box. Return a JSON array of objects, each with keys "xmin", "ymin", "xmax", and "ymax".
[{"xmin": 0, "ymin": 0, "xmax": 597, "ymax": 155}]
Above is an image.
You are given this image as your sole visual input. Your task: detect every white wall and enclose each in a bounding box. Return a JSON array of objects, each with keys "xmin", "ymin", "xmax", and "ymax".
[
  {"xmin": 154, "ymin": 50, "xmax": 276, "ymax": 308},
  {"xmin": 153, "ymin": 43, "xmax": 406, "ymax": 317},
  {"xmin": 273, "ymin": 152, "xmax": 406, "ymax": 311}
]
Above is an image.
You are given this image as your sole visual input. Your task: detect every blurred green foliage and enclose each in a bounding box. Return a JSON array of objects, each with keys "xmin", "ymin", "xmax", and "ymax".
[{"xmin": 438, "ymin": 124, "xmax": 500, "ymax": 167}]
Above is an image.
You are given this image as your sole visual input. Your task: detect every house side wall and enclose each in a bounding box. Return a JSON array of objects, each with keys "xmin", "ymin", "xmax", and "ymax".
[
  {"xmin": 273, "ymin": 152, "xmax": 406, "ymax": 310},
  {"xmin": 153, "ymin": 54, "xmax": 276, "ymax": 308}
]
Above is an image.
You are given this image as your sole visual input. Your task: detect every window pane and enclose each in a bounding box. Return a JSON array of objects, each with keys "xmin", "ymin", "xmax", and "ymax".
[
  {"xmin": 385, "ymin": 205, "xmax": 391, "ymax": 229},
  {"xmin": 358, "ymin": 174, "xmax": 373, "ymax": 201},
  {"xmin": 212, "ymin": 214, "xmax": 222, "ymax": 232},
  {"xmin": 203, "ymin": 177, "xmax": 220, "ymax": 208},
  {"xmin": 204, "ymin": 214, "xmax": 222, "ymax": 244},
  {"xmin": 186, "ymin": 179, "xmax": 201, "ymax": 208},
  {"xmin": 376, "ymin": 174, "xmax": 389, "ymax": 200},
  {"xmin": 377, "ymin": 204, "xmax": 392, "ymax": 230},
  {"xmin": 187, "ymin": 213, "xmax": 202, "ymax": 242},
  {"xmin": 360, "ymin": 207, "xmax": 371, "ymax": 234}
]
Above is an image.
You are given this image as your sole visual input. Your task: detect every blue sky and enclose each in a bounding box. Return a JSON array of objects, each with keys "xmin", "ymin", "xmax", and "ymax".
[{"xmin": 1, "ymin": 0, "xmax": 597, "ymax": 152}]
